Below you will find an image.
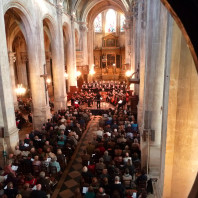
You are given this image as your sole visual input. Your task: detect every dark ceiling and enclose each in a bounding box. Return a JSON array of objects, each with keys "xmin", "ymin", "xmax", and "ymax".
[{"xmin": 166, "ymin": 0, "xmax": 198, "ymax": 67}]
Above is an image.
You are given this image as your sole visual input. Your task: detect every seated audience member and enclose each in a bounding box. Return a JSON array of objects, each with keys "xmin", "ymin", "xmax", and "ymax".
[
  {"xmin": 19, "ymin": 183, "xmax": 31, "ymax": 198},
  {"xmin": 135, "ymin": 169, "xmax": 147, "ymax": 185},
  {"xmin": 4, "ymin": 182, "xmax": 18, "ymax": 198},
  {"xmin": 37, "ymin": 172, "xmax": 51, "ymax": 195},
  {"xmin": 24, "ymin": 173, "xmax": 37, "ymax": 188},
  {"xmin": 13, "ymin": 146, "xmax": 21, "ymax": 156},
  {"xmin": 96, "ymin": 158, "xmax": 106, "ymax": 171},
  {"xmin": 81, "ymin": 166, "xmax": 93, "ymax": 184},
  {"xmin": 30, "ymin": 184, "xmax": 47, "ymax": 198},
  {"xmin": 85, "ymin": 186, "xmax": 95, "ymax": 198},
  {"xmin": 103, "ymin": 151, "xmax": 112, "ymax": 164},
  {"xmin": 56, "ymin": 149, "xmax": 67, "ymax": 170},
  {"xmin": 4, "ymin": 160, "xmax": 16, "ymax": 177},
  {"xmin": 49, "ymin": 157, "xmax": 61, "ymax": 173},
  {"xmin": 110, "ymin": 176, "xmax": 125, "ymax": 198},
  {"xmin": 123, "ymin": 152, "xmax": 132, "ymax": 165},
  {"xmin": 81, "ymin": 150, "xmax": 90, "ymax": 166},
  {"xmin": 122, "ymin": 168, "xmax": 132, "ymax": 188},
  {"xmin": 96, "ymin": 187, "xmax": 110, "ymax": 198},
  {"xmin": 124, "ymin": 159, "xmax": 134, "ymax": 178}
]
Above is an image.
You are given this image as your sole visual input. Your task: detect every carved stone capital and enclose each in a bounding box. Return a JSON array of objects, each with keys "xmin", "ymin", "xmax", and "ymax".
[
  {"xmin": 56, "ymin": 0, "xmax": 64, "ymax": 15},
  {"xmin": 133, "ymin": 0, "xmax": 139, "ymax": 19},
  {"xmin": 79, "ymin": 22, "xmax": 88, "ymax": 32}
]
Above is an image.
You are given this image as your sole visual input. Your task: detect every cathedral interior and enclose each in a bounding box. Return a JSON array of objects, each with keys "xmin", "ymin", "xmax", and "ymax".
[{"xmin": 0, "ymin": 0, "xmax": 198, "ymax": 197}]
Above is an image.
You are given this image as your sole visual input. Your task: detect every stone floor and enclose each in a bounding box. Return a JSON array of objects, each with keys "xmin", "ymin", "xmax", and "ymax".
[{"xmin": 52, "ymin": 115, "xmax": 100, "ymax": 198}]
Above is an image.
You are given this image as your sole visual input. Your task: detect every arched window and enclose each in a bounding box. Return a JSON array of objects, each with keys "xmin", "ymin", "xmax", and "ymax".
[
  {"xmin": 94, "ymin": 13, "xmax": 102, "ymax": 32},
  {"xmin": 120, "ymin": 14, "xmax": 125, "ymax": 32},
  {"xmin": 105, "ymin": 9, "xmax": 116, "ymax": 33}
]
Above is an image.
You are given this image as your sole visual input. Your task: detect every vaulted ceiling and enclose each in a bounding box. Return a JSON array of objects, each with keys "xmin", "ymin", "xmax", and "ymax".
[
  {"xmin": 68, "ymin": 0, "xmax": 131, "ymax": 21},
  {"xmin": 67, "ymin": 0, "xmax": 198, "ymax": 68}
]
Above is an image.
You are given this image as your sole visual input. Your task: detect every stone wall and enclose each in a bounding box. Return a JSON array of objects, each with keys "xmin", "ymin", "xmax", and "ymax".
[{"xmin": 162, "ymin": 20, "xmax": 198, "ymax": 198}]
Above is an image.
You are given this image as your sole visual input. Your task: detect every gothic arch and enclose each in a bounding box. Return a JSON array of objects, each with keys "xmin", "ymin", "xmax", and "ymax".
[
  {"xmin": 81, "ymin": 0, "xmax": 127, "ymax": 23},
  {"xmin": 3, "ymin": 1, "xmax": 33, "ymax": 38},
  {"xmin": 42, "ymin": 14, "xmax": 56, "ymax": 40}
]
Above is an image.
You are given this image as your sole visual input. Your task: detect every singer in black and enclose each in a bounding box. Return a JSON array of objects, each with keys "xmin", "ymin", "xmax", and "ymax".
[{"xmin": 96, "ymin": 92, "xmax": 101, "ymax": 109}]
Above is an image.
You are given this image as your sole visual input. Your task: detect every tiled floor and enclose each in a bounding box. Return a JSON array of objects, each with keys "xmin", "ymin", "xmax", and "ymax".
[{"xmin": 52, "ymin": 116, "xmax": 100, "ymax": 198}]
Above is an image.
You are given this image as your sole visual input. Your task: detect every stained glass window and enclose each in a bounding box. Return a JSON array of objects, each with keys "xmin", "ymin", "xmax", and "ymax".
[
  {"xmin": 120, "ymin": 14, "xmax": 125, "ymax": 32},
  {"xmin": 94, "ymin": 13, "xmax": 102, "ymax": 32},
  {"xmin": 105, "ymin": 9, "xmax": 116, "ymax": 33}
]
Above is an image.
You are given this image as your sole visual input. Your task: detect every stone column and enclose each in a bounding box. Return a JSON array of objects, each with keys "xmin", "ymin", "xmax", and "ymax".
[
  {"xmin": 149, "ymin": 2, "xmax": 168, "ymax": 176},
  {"xmin": 45, "ymin": 52, "xmax": 53, "ymax": 97},
  {"xmin": 160, "ymin": 18, "xmax": 198, "ymax": 198},
  {"xmin": 8, "ymin": 52, "xmax": 18, "ymax": 109},
  {"xmin": 137, "ymin": 0, "xmax": 147, "ymax": 168},
  {"xmin": 20, "ymin": 52, "xmax": 28, "ymax": 87},
  {"xmin": 26, "ymin": 17, "xmax": 51, "ymax": 128},
  {"xmin": 52, "ymin": 1, "xmax": 67, "ymax": 110},
  {"xmin": 131, "ymin": 0, "xmax": 139, "ymax": 94},
  {"xmin": 79, "ymin": 22, "xmax": 88, "ymax": 66},
  {"xmin": 67, "ymin": 15, "xmax": 77, "ymax": 91},
  {"xmin": 124, "ymin": 18, "xmax": 132, "ymax": 67},
  {"xmin": 0, "ymin": 1, "xmax": 19, "ymax": 151},
  {"xmin": 87, "ymin": 26, "xmax": 94, "ymax": 82}
]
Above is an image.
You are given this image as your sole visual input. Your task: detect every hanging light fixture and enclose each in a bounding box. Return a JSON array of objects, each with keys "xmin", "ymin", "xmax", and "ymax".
[
  {"xmin": 76, "ymin": 71, "xmax": 81, "ymax": 77},
  {"xmin": 46, "ymin": 78, "xmax": 51, "ymax": 84},
  {"xmin": 64, "ymin": 72, "xmax": 68, "ymax": 79},
  {"xmin": 15, "ymin": 84, "xmax": 26, "ymax": 97}
]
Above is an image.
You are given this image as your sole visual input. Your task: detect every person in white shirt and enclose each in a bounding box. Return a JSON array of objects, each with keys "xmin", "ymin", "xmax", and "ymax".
[
  {"xmin": 123, "ymin": 152, "xmax": 132, "ymax": 165},
  {"xmin": 95, "ymin": 127, "xmax": 104, "ymax": 138}
]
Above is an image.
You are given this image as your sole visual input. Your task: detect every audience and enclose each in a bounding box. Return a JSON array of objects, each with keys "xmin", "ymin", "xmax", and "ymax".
[{"xmin": 0, "ymin": 82, "xmax": 147, "ymax": 197}]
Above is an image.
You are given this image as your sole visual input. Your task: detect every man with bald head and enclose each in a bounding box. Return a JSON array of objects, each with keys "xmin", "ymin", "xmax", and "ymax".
[{"xmin": 30, "ymin": 184, "xmax": 47, "ymax": 198}]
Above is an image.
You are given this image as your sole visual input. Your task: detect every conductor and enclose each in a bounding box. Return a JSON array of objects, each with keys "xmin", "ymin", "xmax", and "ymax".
[{"xmin": 96, "ymin": 92, "xmax": 101, "ymax": 109}]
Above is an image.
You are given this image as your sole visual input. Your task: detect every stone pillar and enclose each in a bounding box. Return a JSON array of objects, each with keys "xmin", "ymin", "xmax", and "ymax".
[
  {"xmin": 79, "ymin": 22, "xmax": 88, "ymax": 66},
  {"xmin": 45, "ymin": 52, "xmax": 53, "ymax": 97},
  {"xmin": 87, "ymin": 26, "xmax": 94, "ymax": 82},
  {"xmin": 26, "ymin": 18, "xmax": 51, "ymax": 129},
  {"xmin": 0, "ymin": 1, "xmax": 19, "ymax": 151},
  {"xmin": 131, "ymin": 2, "xmax": 136, "ymax": 73},
  {"xmin": 149, "ymin": 2, "xmax": 168, "ymax": 176},
  {"xmin": 52, "ymin": 2, "xmax": 67, "ymax": 111},
  {"xmin": 67, "ymin": 15, "xmax": 77, "ymax": 90},
  {"xmin": 124, "ymin": 19, "xmax": 132, "ymax": 67},
  {"xmin": 20, "ymin": 52, "xmax": 28, "ymax": 87},
  {"xmin": 137, "ymin": 0, "xmax": 147, "ymax": 168},
  {"xmin": 8, "ymin": 52, "xmax": 18, "ymax": 109},
  {"xmin": 160, "ymin": 19, "xmax": 198, "ymax": 198}
]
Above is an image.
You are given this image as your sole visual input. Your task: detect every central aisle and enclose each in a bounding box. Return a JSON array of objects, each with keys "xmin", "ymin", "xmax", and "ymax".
[{"xmin": 52, "ymin": 116, "xmax": 100, "ymax": 198}]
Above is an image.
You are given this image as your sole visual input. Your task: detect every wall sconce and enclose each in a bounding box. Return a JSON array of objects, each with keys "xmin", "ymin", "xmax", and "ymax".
[
  {"xmin": 125, "ymin": 70, "xmax": 132, "ymax": 77},
  {"xmin": 46, "ymin": 78, "xmax": 51, "ymax": 85}
]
